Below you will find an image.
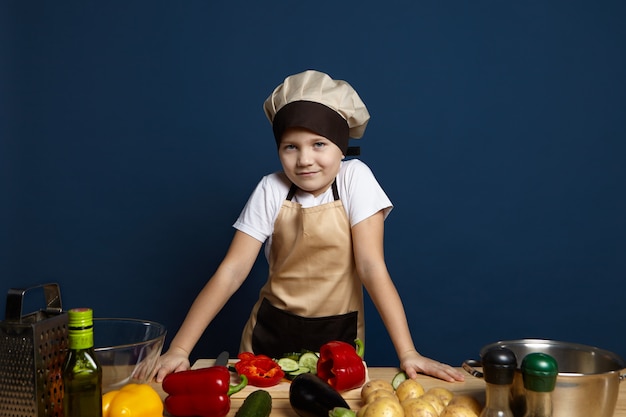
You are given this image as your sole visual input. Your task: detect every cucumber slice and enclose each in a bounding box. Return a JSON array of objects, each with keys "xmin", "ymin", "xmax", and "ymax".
[
  {"xmin": 391, "ymin": 371, "xmax": 408, "ymax": 390},
  {"xmin": 298, "ymin": 352, "xmax": 319, "ymax": 373},
  {"xmin": 285, "ymin": 366, "xmax": 310, "ymax": 380},
  {"xmin": 277, "ymin": 357, "xmax": 300, "ymax": 372}
]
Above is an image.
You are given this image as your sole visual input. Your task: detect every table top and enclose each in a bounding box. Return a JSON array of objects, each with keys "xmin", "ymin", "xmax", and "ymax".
[{"xmin": 150, "ymin": 359, "xmax": 626, "ymax": 417}]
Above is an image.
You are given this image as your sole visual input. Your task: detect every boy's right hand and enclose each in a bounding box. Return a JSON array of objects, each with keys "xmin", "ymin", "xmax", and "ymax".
[{"xmin": 153, "ymin": 347, "xmax": 191, "ymax": 383}]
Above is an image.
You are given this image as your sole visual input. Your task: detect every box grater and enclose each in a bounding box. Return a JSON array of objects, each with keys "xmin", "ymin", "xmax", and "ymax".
[{"xmin": 0, "ymin": 283, "xmax": 68, "ymax": 417}]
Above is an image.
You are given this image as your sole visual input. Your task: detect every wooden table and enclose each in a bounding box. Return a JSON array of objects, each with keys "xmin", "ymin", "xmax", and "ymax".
[{"xmin": 150, "ymin": 359, "xmax": 626, "ymax": 417}]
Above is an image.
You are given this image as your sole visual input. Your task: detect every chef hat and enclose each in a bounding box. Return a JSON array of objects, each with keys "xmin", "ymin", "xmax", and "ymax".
[{"xmin": 263, "ymin": 70, "xmax": 370, "ymax": 155}]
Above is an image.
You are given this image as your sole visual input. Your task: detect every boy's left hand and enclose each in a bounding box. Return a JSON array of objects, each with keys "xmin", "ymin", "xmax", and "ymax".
[{"xmin": 400, "ymin": 350, "xmax": 466, "ymax": 382}]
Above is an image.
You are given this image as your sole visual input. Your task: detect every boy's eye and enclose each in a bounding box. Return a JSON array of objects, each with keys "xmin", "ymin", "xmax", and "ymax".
[
  {"xmin": 283, "ymin": 144, "xmax": 296, "ymax": 150},
  {"xmin": 314, "ymin": 142, "xmax": 326, "ymax": 148}
]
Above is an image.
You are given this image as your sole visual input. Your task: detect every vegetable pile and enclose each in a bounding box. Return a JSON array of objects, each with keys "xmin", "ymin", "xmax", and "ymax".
[
  {"xmin": 277, "ymin": 351, "xmax": 320, "ymax": 380},
  {"xmin": 357, "ymin": 373, "xmax": 483, "ymax": 417}
]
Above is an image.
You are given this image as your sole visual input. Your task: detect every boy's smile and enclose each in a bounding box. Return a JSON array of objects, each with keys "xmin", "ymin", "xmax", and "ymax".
[{"xmin": 278, "ymin": 127, "xmax": 344, "ymax": 197}]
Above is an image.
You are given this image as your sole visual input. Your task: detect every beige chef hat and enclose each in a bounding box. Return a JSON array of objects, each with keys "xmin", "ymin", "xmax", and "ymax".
[{"xmin": 263, "ymin": 70, "xmax": 370, "ymax": 155}]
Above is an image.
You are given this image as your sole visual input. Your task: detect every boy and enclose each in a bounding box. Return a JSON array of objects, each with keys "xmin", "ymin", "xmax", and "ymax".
[{"xmin": 155, "ymin": 70, "xmax": 464, "ymax": 383}]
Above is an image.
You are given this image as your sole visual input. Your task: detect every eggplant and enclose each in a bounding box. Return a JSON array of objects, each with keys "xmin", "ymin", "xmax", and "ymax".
[{"xmin": 289, "ymin": 373, "xmax": 350, "ymax": 417}]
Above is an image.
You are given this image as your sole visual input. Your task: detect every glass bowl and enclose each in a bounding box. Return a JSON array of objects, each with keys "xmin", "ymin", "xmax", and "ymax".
[{"xmin": 93, "ymin": 318, "xmax": 166, "ymax": 392}]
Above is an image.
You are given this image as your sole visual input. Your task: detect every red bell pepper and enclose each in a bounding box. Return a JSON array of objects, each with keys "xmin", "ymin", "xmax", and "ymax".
[
  {"xmin": 162, "ymin": 365, "xmax": 247, "ymax": 417},
  {"xmin": 317, "ymin": 339, "xmax": 366, "ymax": 391},
  {"xmin": 234, "ymin": 352, "xmax": 285, "ymax": 387}
]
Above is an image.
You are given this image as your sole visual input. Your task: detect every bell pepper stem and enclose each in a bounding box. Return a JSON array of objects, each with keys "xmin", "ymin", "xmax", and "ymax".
[
  {"xmin": 354, "ymin": 339, "xmax": 365, "ymax": 358},
  {"xmin": 227, "ymin": 374, "xmax": 248, "ymax": 396}
]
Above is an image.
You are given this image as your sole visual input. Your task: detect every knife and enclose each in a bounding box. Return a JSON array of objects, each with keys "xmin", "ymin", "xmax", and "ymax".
[{"xmin": 215, "ymin": 350, "xmax": 229, "ymax": 367}]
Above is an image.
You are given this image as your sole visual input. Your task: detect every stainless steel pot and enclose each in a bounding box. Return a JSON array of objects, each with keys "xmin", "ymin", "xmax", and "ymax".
[{"xmin": 463, "ymin": 339, "xmax": 626, "ymax": 417}]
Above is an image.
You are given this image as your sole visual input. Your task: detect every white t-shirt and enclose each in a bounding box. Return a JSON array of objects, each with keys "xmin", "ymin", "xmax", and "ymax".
[{"xmin": 233, "ymin": 159, "xmax": 393, "ymax": 260}]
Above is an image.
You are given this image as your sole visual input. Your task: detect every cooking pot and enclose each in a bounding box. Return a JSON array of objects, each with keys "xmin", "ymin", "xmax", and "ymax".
[{"xmin": 463, "ymin": 339, "xmax": 626, "ymax": 417}]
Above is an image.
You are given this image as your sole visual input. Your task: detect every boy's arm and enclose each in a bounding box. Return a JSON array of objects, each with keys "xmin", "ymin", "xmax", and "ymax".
[
  {"xmin": 155, "ymin": 230, "xmax": 263, "ymax": 381},
  {"xmin": 352, "ymin": 211, "xmax": 464, "ymax": 382}
]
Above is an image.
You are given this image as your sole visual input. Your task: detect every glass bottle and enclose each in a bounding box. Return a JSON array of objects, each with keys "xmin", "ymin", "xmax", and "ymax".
[
  {"xmin": 479, "ymin": 347, "xmax": 517, "ymax": 417},
  {"xmin": 521, "ymin": 353, "xmax": 558, "ymax": 417},
  {"xmin": 62, "ymin": 308, "xmax": 103, "ymax": 417}
]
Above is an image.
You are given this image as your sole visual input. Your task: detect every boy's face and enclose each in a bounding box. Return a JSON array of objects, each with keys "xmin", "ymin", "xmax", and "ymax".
[{"xmin": 278, "ymin": 127, "xmax": 344, "ymax": 197}]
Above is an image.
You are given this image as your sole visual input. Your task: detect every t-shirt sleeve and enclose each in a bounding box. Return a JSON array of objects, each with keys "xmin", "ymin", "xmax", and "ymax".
[
  {"xmin": 341, "ymin": 160, "xmax": 393, "ymax": 227},
  {"xmin": 232, "ymin": 175, "xmax": 283, "ymax": 243}
]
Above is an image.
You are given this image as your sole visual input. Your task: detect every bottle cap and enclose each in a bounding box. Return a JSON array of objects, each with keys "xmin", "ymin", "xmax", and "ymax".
[
  {"xmin": 68, "ymin": 307, "xmax": 94, "ymax": 329},
  {"xmin": 482, "ymin": 347, "xmax": 517, "ymax": 385},
  {"xmin": 521, "ymin": 353, "xmax": 558, "ymax": 392}
]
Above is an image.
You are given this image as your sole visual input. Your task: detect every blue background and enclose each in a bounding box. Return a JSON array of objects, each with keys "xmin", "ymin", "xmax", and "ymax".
[{"xmin": 2, "ymin": 1, "xmax": 625, "ymax": 367}]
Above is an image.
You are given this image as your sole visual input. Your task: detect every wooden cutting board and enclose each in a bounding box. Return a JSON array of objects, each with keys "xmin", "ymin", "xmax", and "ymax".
[{"xmin": 192, "ymin": 359, "xmax": 366, "ymax": 410}]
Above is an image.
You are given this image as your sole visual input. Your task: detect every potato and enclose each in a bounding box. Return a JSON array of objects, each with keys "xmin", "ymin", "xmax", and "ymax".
[
  {"xmin": 440, "ymin": 404, "xmax": 479, "ymax": 417},
  {"xmin": 357, "ymin": 403, "xmax": 369, "ymax": 417},
  {"xmin": 394, "ymin": 379, "xmax": 425, "ymax": 402},
  {"xmin": 418, "ymin": 393, "xmax": 444, "ymax": 415},
  {"xmin": 361, "ymin": 379, "xmax": 395, "ymax": 401},
  {"xmin": 363, "ymin": 396, "xmax": 405, "ymax": 417},
  {"xmin": 447, "ymin": 395, "xmax": 482, "ymax": 415},
  {"xmin": 401, "ymin": 397, "xmax": 438, "ymax": 417},
  {"xmin": 365, "ymin": 389, "xmax": 399, "ymax": 404},
  {"xmin": 426, "ymin": 386, "xmax": 454, "ymax": 406}
]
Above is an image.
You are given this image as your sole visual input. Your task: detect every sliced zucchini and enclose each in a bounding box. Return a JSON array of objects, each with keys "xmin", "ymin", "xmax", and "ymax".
[
  {"xmin": 285, "ymin": 366, "xmax": 310, "ymax": 380},
  {"xmin": 298, "ymin": 352, "xmax": 319, "ymax": 373},
  {"xmin": 277, "ymin": 357, "xmax": 300, "ymax": 372},
  {"xmin": 391, "ymin": 371, "xmax": 408, "ymax": 390}
]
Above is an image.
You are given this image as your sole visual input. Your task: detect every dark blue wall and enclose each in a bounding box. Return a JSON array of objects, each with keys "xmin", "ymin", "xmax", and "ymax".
[{"xmin": 2, "ymin": 1, "xmax": 625, "ymax": 367}]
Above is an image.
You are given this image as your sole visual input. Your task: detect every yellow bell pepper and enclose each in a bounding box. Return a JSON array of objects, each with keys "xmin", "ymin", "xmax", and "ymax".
[{"xmin": 102, "ymin": 383, "xmax": 163, "ymax": 417}]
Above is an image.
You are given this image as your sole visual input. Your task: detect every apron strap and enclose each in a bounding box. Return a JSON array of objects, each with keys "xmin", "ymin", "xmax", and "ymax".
[{"xmin": 286, "ymin": 180, "xmax": 340, "ymax": 201}]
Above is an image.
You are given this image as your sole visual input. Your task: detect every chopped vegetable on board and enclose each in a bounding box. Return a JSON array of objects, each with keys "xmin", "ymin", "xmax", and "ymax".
[{"xmin": 235, "ymin": 352, "xmax": 285, "ymax": 387}]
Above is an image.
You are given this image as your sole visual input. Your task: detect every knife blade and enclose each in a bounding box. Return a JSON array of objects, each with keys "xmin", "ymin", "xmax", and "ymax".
[{"xmin": 215, "ymin": 350, "xmax": 229, "ymax": 367}]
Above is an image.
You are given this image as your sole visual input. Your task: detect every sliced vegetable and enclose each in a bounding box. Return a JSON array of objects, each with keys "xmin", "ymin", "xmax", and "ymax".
[
  {"xmin": 278, "ymin": 357, "xmax": 300, "ymax": 372},
  {"xmin": 235, "ymin": 352, "xmax": 285, "ymax": 387},
  {"xmin": 233, "ymin": 389, "xmax": 272, "ymax": 417},
  {"xmin": 289, "ymin": 373, "xmax": 349, "ymax": 417},
  {"xmin": 298, "ymin": 352, "xmax": 319, "ymax": 372},
  {"xmin": 285, "ymin": 366, "xmax": 310, "ymax": 381},
  {"xmin": 391, "ymin": 371, "xmax": 408, "ymax": 390},
  {"xmin": 317, "ymin": 339, "xmax": 366, "ymax": 391}
]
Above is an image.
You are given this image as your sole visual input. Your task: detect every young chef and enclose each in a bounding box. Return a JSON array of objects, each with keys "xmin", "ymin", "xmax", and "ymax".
[{"xmin": 155, "ymin": 70, "xmax": 465, "ymax": 383}]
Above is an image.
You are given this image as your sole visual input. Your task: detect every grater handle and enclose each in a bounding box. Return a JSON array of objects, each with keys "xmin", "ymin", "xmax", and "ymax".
[{"xmin": 4, "ymin": 283, "xmax": 63, "ymax": 322}]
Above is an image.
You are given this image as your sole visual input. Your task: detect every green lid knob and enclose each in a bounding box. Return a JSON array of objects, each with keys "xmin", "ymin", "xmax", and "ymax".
[
  {"xmin": 67, "ymin": 307, "xmax": 94, "ymax": 329},
  {"xmin": 521, "ymin": 353, "xmax": 558, "ymax": 392}
]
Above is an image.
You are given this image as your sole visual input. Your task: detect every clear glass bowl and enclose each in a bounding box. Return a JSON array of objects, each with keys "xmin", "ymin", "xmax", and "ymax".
[{"xmin": 93, "ymin": 318, "xmax": 166, "ymax": 392}]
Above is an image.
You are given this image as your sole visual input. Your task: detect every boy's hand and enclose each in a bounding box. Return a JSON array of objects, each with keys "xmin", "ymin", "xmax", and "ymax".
[
  {"xmin": 400, "ymin": 350, "xmax": 466, "ymax": 383},
  {"xmin": 153, "ymin": 347, "xmax": 191, "ymax": 383}
]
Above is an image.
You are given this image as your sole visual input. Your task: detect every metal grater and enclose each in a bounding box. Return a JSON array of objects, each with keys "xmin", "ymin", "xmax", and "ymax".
[{"xmin": 0, "ymin": 283, "xmax": 68, "ymax": 417}]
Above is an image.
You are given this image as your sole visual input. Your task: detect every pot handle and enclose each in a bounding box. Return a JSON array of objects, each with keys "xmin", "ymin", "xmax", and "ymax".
[{"xmin": 462, "ymin": 359, "xmax": 484, "ymax": 378}]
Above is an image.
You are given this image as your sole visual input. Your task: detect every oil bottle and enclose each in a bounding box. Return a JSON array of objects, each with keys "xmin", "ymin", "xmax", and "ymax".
[{"xmin": 62, "ymin": 308, "xmax": 102, "ymax": 417}]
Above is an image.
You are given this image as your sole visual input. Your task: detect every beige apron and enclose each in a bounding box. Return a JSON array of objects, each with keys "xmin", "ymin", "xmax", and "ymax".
[{"xmin": 239, "ymin": 181, "xmax": 364, "ymax": 357}]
